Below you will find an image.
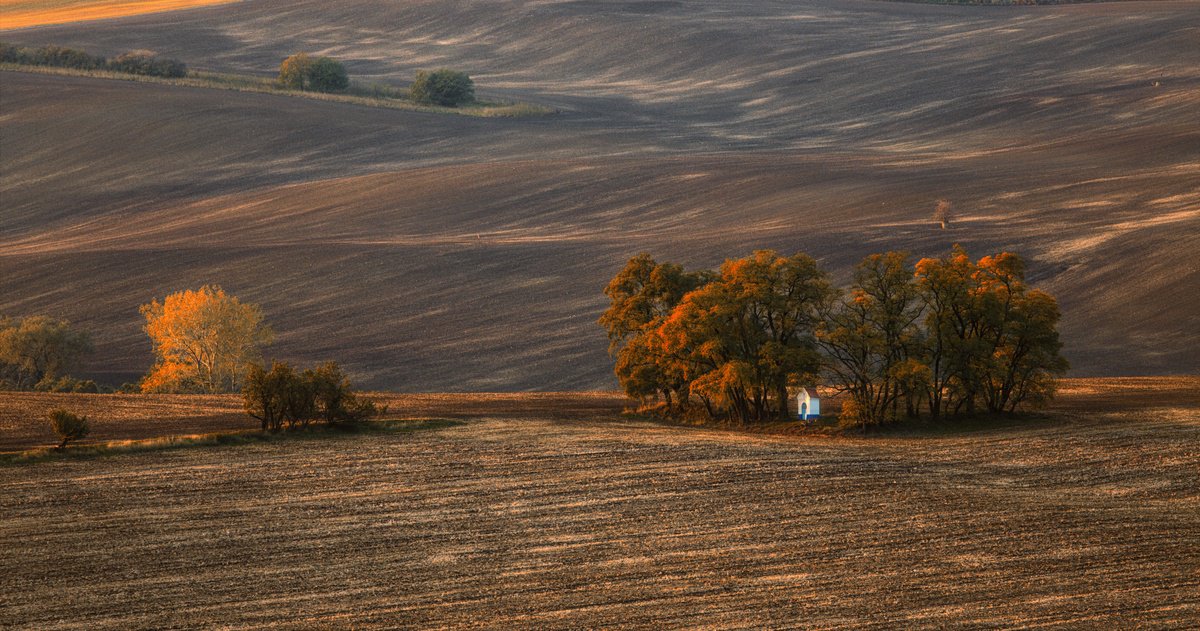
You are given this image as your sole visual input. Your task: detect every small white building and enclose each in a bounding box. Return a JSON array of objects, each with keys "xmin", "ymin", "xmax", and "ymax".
[{"xmin": 797, "ymin": 387, "xmax": 820, "ymax": 420}]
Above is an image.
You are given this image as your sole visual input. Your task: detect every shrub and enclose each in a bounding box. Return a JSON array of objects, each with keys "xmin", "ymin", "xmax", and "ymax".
[
  {"xmin": 243, "ymin": 361, "xmax": 296, "ymax": 432},
  {"xmin": 308, "ymin": 56, "xmax": 349, "ymax": 92},
  {"xmin": 278, "ymin": 52, "xmax": 313, "ymax": 89},
  {"xmin": 0, "ymin": 42, "xmax": 19, "ymax": 63},
  {"xmin": 278, "ymin": 53, "xmax": 348, "ymax": 92},
  {"xmin": 243, "ymin": 360, "xmax": 383, "ymax": 431},
  {"xmin": 35, "ymin": 376, "xmax": 100, "ymax": 393},
  {"xmin": 409, "ymin": 69, "xmax": 475, "ymax": 107},
  {"xmin": 48, "ymin": 409, "xmax": 90, "ymax": 449},
  {"xmin": 107, "ymin": 50, "xmax": 187, "ymax": 78},
  {"xmin": 0, "ymin": 42, "xmax": 105, "ymax": 70}
]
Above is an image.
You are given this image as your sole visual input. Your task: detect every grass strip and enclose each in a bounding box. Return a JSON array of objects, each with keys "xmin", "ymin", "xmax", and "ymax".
[
  {"xmin": 1, "ymin": 418, "xmax": 464, "ymax": 465},
  {"xmin": 0, "ymin": 63, "xmax": 557, "ymax": 118}
]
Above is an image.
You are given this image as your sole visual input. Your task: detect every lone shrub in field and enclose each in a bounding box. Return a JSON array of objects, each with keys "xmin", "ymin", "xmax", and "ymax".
[
  {"xmin": 278, "ymin": 53, "xmax": 349, "ymax": 92},
  {"xmin": 243, "ymin": 360, "xmax": 383, "ymax": 431},
  {"xmin": 409, "ymin": 69, "xmax": 474, "ymax": 107},
  {"xmin": 49, "ymin": 409, "xmax": 90, "ymax": 449}
]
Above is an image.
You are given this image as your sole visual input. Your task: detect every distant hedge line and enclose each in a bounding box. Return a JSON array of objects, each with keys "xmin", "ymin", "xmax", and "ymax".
[{"xmin": 0, "ymin": 42, "xmax": 187, "ymax": 78}]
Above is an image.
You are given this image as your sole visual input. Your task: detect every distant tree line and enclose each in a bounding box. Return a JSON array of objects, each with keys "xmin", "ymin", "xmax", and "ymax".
[
  {"xmin": 277, "ymin": 52, "xmax": 476, "ymax": 107},
  {"xmin": 600, "ymin": 246, "xmax": 1068, "ymax": 428},
  {"xmin": 0, "ymin": 42, "xmax": 187, "ymax": 78}
]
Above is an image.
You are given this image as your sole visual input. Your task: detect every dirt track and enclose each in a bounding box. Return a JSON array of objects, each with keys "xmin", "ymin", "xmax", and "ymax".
[
  {"xmin": 2, "ymin": 0, "xmax": 1199, "ymax": 389},
  {"xmin": 1, "ymin": 379, "xmax": 1197, "ymax": 628}
]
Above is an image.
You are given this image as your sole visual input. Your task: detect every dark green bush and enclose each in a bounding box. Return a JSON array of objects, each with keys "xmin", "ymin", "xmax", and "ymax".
[
  {"xmin": 308, "ymin": 56, "xmax": 349, "ymax": 92},
  {"xmin": 409, "ymin": 69, "xmax": 475, "ymax": 107},
  {"xmin": 48, "ymin": 409, "xmax": 90, "ymax": 449}
]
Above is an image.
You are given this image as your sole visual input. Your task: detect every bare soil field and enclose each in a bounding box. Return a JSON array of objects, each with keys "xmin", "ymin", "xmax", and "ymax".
[
  {"xmin": 2, "ymin": 0, "xmax": 1198, "ymax": 390},
  {"xmin": 1, "ymin": 378, "xmax": 1197, "ymax": 628}
]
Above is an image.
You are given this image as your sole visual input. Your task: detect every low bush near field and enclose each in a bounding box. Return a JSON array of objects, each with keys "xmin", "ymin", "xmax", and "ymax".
[
  {"xmin": 409, "ymin": 69, "xmax": 475, "ymax": 107},
  {"xmin": 278, "ymin": 52, "xmax": 349, "ymax": 92},
  {"xmin": 0, "ymin": 42, "xmax": 186, "ymax": 77},
  {"xmin": 243, "ymin": 361, "xmax": 385, "ymax": 431},
  {"xmin": 48, "ymin": 409, "xmax": 90, "ymax": 449}
]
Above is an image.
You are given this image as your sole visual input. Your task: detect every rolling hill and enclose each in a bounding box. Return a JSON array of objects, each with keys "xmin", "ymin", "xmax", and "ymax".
[{"xmin": 2, "ymin": 0, "xmax": 1198, "ymax": 389}]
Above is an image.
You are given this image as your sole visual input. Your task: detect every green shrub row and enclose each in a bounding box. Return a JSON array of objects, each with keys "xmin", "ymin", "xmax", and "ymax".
[{"xmin": 0, "ymin": 42, "xmax": 187, "ymax": 78}]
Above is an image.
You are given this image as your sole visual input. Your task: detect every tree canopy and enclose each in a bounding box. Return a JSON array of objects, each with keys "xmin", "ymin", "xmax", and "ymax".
[
  {"xmin": 140, "ymin": 285, "xmax": 273, "ymax": 394},
  {"xmin": 409, "ymin": 69, "xmax": 475, "ymax": 107},
  {"xmin": 601, "ymin": 250, "xmax": 831, "ymax": 423},
  {"xmin": 278, "ymin": 53, "xmax": 349, "ymax": 92},
  {"xmin": 602, "ymin": 245, "xmax": 1067, "ymax": 427},
  {"xmin": 0, "ymin": 315, "xmax": 93, "ymax": 390}
]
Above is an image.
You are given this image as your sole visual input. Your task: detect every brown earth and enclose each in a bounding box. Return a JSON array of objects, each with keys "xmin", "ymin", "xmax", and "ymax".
[
  {"xmin": 0, "ymin": 377, "xmax": 1197, "ymax": 628},
  {"xmin": 3, "ymin": 376, "xmax": 1198, "ymax": 453},
  {"xmin": 1, "ymin": 0, "xmax": 1198, "ymax": 390}
]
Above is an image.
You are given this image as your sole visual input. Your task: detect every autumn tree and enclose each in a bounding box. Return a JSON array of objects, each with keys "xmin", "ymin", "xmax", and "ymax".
[
  {"xmin": 661, "ymin": 251, "xmax": 832, "ymax": 422},
  {"xmin": 0, "ymin": 316, "xmax": 93, "ymax": 390},
  {"xmin": 934, "ymin": 199, "xmax": 953, "ymax": 230},
  {"xmin": 817, "ymin": 252, "xmax": 927, "ymax": 428},
  {"xmin": 971, "ymin": 252, "xmax": 1069, "ymax": 412},
  {"xmin": 140, "ymin": 286, "xmax": 273, "ymax": 394},
  {"xmin": 914, "ymin": 246, "xmax": 1068, "ymax": 417},
  {"xmin": 598, "ymin": 254, "xmax": 712, "ymax": 411}
]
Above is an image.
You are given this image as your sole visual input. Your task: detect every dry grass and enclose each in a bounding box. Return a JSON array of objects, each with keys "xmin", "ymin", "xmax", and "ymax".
[
  {"xmin": 0, "ymin": 378, "xmax": 1196, "ymax": 627},
  {"xmin": 0, "ymin": 0, "xmax": 239, "ymax": 29}
]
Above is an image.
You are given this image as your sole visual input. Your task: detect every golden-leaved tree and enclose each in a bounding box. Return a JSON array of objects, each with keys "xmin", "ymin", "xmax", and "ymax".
[{"xmin": 140, "ymin": 285, "xmax": 273, "ymax": 394}]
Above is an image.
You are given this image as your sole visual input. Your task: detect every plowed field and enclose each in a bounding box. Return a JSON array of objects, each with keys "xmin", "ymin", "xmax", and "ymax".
[{"xmin": 1, "ymin": 378, "xmax": 1197, "ymax": 628}]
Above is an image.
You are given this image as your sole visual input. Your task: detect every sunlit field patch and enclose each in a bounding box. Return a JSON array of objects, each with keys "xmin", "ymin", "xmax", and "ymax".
[{"xmin": 0, "ymin": 0, "xmax": 240, "ymax": 29}]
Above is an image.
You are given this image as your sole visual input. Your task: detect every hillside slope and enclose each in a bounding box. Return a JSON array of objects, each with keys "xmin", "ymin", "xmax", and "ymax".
[{"xmin": 2, "ymin": 0, "xmax": 1198, "ymax": 389}]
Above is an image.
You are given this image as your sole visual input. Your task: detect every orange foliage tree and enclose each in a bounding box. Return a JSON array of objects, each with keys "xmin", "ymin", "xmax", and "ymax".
[
  {"xmin": 603, "ymin": 245, "xmax": 1068, "ymax": 426},
  {"xmin": 140, "ymin": 285, "xmax": 274, "ymax": 393},
  {"xmin": 914, "ymin": 245, "xmax": 1068, "ymax": 418},
  {"xmin": 601, "ymin": 251, "xmax": 831, "ymax": 422}
]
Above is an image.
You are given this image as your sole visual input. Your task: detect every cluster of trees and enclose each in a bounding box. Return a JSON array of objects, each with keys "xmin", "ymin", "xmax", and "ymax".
[
  {"xmin": 278, "ymin": 52, "xmax": 349, "ymax": 92},
  {"xmin": 243, "ymin": 361, "xmax": 384, "ymax": 431},
  {"xmin": 139, "ymin": 285, "xmax": 384, "ymax": 427},
  {"xmin": 600, "ymin": 246, "xmax": 1068, "ymax": 428},
  {"xmin": 0, "ymin": 42, "xmax": 187, "ymax": 77},
  {"xmin": 0, "ymin": 316, "xmax": 95, "ymax": 392},
  {"xmin": 409, "ymin": 69, "xmax": 475, "ymax": 107}
]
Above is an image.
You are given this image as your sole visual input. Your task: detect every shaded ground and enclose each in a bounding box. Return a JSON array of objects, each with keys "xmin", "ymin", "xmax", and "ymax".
[
  {"xmin": 2, "ymin": 377, "xmax": 1197, "ymax": 453},
  {"xmin": 2, "ymin": 0, "xmax": 1198, "ymax": 389},
  {"xmin": 1, "ymin": 378, "xmax": 1197, "ymax": 628}
]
